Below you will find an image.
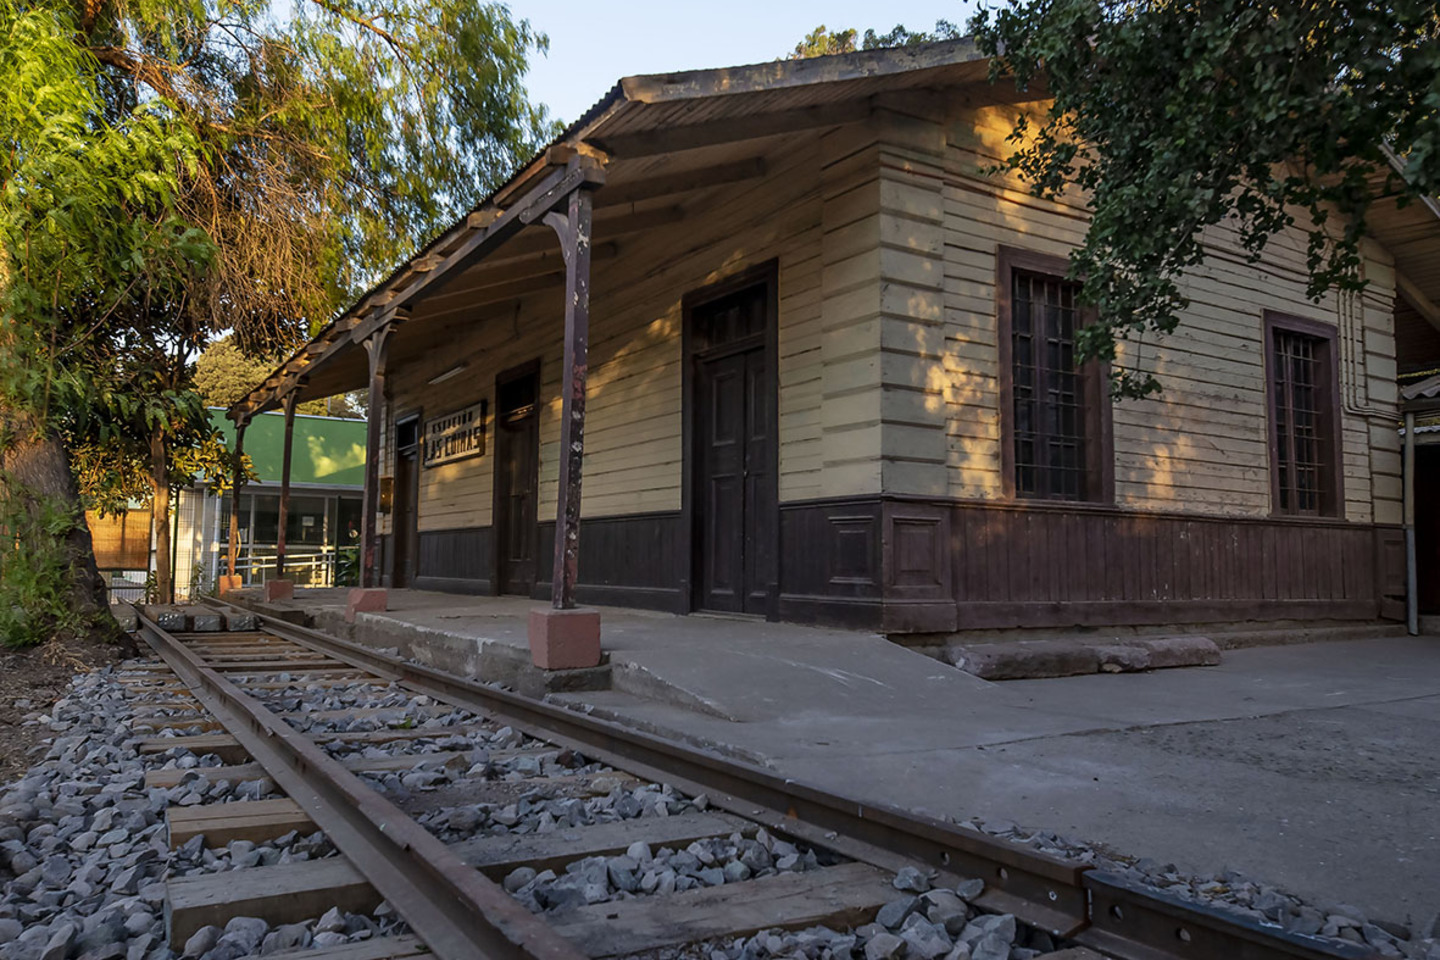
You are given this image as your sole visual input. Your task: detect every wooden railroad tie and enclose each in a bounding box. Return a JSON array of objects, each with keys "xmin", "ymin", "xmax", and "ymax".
[
  {"xmin": 168, "ymin": 798, "xmax": 314, "ymax": 848},
  {"xmin": 168, "ymin": 859, "xmax": 895, "ymax": 958},
  {"xmin": 263, "ymin": 938, "xmax": 423, "ymax": 960},
  {"xmin": 161, "ymin": 764, "xmax": 641, "ymax": 847},
  {"xmin": 138, "ymin": 723, "xmax": 496, "ymax": 763},
  {"xmin": 134, "ymin": 703, "xmax": 455, "ymax": 734},
  {"xmin": 262, "ymin": 936, "xmax": 428, "ymax": 959},
  {"xmin": 165, "ymin": 810, "xmax": 827, "ymax": 947},
  {"xmin": 145, "ymin": 750, "xmax": 469, "ymax": 789}
]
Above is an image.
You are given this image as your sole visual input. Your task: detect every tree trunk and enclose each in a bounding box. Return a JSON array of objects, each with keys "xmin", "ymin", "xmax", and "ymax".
[
  {"xmin": 149, "ymin": 426, "xmax": 173, "ymax": 604},
  {"xmin": 0, "ymin": 407, "xmax": 125, "ymax": 644}
]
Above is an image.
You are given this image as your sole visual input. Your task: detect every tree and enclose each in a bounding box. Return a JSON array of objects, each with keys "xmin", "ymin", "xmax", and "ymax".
[
  {"xmin": 971, "ymin": 0, "xmax": 1440, "ymax": 397},
  {"xmin": 859, "ymin": 21, "xmax": 962, "ymax": 49},
  {"xmin": 194, "ymin": 338, "xmax": 363, "ymax": 418},
  {"xmin": 0, "ymin": 0, "xmax": 208, "ymax": 641},
  {"xmin": 1, "ymin": 0, "xmax": 555, "ymax": 640},
  {"xmin": 789, "ymin": 21, "xmax": 963, "ymax": 59},
  {"xmin": 790, "ymin": 25, "xmax": 857, "ymax": 59}
]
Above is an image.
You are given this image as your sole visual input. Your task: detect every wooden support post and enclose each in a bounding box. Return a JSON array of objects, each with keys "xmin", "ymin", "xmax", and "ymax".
[
  {"xmin": 221, "ymin": 421, "xmax": 247, "ymax": 593},
  {"xmin": 526, "ymin": 165, "xmax": 603, "ymax": 670},
  {"xmin": 360, "ymin": 327, "xmax": 392, "ymax": 590},
  {"xmin": 544, "ymin": 182, "xmax": 595, "ymax": 610},
  {"xmin": 1405, "ymin": 410, "xmax": 1418, "ymax": 635},
  {"xmin": 275, "ymin": 391, "xmax": 299, "ymax": 580}
]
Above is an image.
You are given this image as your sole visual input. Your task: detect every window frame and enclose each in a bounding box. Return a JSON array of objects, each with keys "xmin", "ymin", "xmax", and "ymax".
[
  {"xmin": 996, "ymin": 246, "xmax": 1114, "ymax": 504},
  {"xmin": 1264, "ymin": 311, "xmax": 1343, "ymax": 519}
]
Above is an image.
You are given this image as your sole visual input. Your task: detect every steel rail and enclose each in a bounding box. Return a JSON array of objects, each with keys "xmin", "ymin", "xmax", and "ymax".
[
  {"xmin": 134, "ymin": 614, "xmax": 588, "ymax": 960},
  {"xmin": 203, "ymin": 598, "xmax": 1376, "ymax": 960}
]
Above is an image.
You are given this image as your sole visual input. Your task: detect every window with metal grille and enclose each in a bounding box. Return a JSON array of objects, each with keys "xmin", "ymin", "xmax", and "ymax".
[
  {"xmin": 1011, "ymin": 269, "xmax": 1089, "ymax": 500},
  {"xmin": 1268, "ymin": 319, "xmax": 1338, "ymax": 516}
]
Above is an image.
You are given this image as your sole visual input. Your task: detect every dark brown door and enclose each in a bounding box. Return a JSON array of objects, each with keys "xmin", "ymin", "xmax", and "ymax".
[
  {"xmin": 391, "ymin": 417, "xmax": 420, "ymax": 588},
  {"xmin": 494, "ymin": 368, "xmax": 539, "ymax": 595},
  {"xmin": 693, "ymin": 285, "xmax": 775, "ymax": 614}
]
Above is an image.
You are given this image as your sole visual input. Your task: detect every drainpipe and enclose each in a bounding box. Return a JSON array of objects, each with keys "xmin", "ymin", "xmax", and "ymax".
[
  {"xmin": 1404, "ymin": 410, "xmax": 1418, "ymax": 636},
  {"xmin": 171, "ymin": 490, "xmax": 180, "ymax": 601}
]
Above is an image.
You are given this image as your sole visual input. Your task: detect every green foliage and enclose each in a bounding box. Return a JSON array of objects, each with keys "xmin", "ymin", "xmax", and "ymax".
[
  {"xmin": 334, "ymin": 546, "xmax": 359, "ymax": 587},
  {"xmin": 971, "ymin": 0, "xmax": 1440, "ymax": 398},
  {"xmin": 860, "ymin": 21, "xmax": 963, "ymax": 49},
  {"xmin": 0, "ymin": 0, "xmax": 212, "ymax": 424},
  {"xmin": 790, "ymin": 25, "xmax": 857, "ymax": 58},
  {"xmin": 71, "ymin": 442, "xmax": 150, "ymax": 517},
  {"xmin": 0, "ymin": 474, "xmax": 84, "ymax": 647},
  {"xmin": 194, "ymin": 337, "xmax": 363, "ymax": 417},
  {"xmin": 790, "ymin": 21, "xmax": 963, "ymax": 58},
  {"xmin": 1, "ymin": 0, "xmax": 551, "ymax": 631}
]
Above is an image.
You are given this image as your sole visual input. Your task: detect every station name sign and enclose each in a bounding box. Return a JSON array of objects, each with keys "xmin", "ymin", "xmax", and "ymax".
[{"xmin": 423, "ymin": 400, "xmax": 487, "ymax": 468}]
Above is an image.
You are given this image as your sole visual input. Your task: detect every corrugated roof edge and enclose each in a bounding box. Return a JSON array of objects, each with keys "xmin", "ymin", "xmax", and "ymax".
[
  {"xmin": 208, "ymin": 405, "xmax": 364, "ymax": 424},
  {"xmin": 1402, "ymin": 373, "xmax": 1440, "ymax": 401}
]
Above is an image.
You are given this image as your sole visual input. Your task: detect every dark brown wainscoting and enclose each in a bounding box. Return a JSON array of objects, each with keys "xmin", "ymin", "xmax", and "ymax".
[
  {"xmin": 378, "ymin": 534, "xmax": 391, "ymax": 589},
  {"xmin": 412, "ymin": 527, "xmax": 493, "ymax": 594},
  {"xmin": 778, "ymin": 498, "xmax": 882, "ymax": 626},
  {"xmin": 777, "ymin": 496, "xmax": 1404, "ymax": 633},
  {"xmin": 535, "ymin": 512, "xmax": 685, "ymax": 612}
]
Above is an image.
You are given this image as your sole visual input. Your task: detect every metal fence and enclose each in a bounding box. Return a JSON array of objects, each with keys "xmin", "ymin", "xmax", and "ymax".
[
  {"xmin": 232, "ymin": 551, "xmax": 339, "ymax": 588},
  {"xmin": 102, "ymin": 571, "xmax": 149, "ymax": 604},
  {"xmin": 103, "ymin": 549, "xmax": 349, "ymax": 606}
]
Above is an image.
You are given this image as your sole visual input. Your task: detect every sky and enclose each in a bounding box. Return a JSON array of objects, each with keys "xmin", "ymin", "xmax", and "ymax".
[{"xmin": 515, "ymin": 1, "xmax": 980, "ymax": 125}]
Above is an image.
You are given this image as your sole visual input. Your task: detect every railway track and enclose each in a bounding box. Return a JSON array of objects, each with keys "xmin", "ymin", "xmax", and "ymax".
[{"xmin": 119, "ymin": 600, "xmax": 1375, "ymax": 960}]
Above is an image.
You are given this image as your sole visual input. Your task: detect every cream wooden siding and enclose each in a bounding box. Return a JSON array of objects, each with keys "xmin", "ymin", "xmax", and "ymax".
[
  {"xmin": 380, "ymin": 132, "xmax": 840, "ymax": 534},
  {"xmin": 878, "ymin": 99, "xmax": 1403, "ymax": 524},
  {"xmin": 378, "ymin": 95, "xmax": 1402, "ymax": 539}
]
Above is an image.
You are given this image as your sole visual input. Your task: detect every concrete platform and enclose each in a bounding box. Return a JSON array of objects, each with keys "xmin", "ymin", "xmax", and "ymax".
[{"xmin": 238, "ymin": 588, "xmax": 1440, "ymax": 928}]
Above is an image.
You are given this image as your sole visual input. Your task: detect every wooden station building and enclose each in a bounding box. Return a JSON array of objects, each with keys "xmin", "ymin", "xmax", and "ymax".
[{"xmin": 228, "ymin": 40, "xmax": 1440, "ymax": 636}]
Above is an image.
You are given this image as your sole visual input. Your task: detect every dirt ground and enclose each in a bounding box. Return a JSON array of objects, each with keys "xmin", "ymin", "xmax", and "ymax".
[{"xmin": 0, "ymin": 635, "xmax": 129, "ymax": 785}]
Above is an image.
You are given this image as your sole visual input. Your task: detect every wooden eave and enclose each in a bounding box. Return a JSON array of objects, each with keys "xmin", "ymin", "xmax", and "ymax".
[
  {"xmin": 223, "ymin": 38, "xmax": 1015, "ymax": 424},
  {"xmin": 1366, "ymin": 145, "xmax": 1440, "ymax": 337}
]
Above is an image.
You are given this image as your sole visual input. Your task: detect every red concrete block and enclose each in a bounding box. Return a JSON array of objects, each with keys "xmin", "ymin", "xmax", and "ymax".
[
  {"xmin": 264, "ymin": 579, "xmax": 294, "ymax": 602},
  {"xmin": 527, "ymin": 607, "xmax": 602, "ymax": 670},
  {"xmin": 217, "ymin": 575, "xmax": 243, "ymax": 596},
  {"xmin": 345, "ymin": 588, "xmax": 388, "ymax": 623}
]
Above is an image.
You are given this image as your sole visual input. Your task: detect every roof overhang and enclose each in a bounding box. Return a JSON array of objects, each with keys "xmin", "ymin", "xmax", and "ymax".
[
  {"xmin": 1402, "ymin": 371, "xmax": 1440, "ymax": 414},
  {"xmin": 227, "ymin": 39, "xmax": 999, "ymax": 423},
  {"xmin": 1368, "ymin": 144, "xmax": 1440, "ymax": 337},
  {"xmin": 230, "ymin": 38, "xmax": 1440, "ymax": 424}
]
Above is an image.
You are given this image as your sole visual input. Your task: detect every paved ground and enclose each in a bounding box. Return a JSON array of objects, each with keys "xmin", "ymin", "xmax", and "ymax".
[{"xmin": 271, "ymin": 589, "xmax": 1440, "ymax": 925}]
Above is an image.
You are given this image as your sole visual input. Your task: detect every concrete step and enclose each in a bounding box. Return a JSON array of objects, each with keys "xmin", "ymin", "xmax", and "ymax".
[
  {"xmin": 943, "ymin": 636, "xmax": 1222, "ymax": 681},
  {"xmin": 1204, "ymin": 621, "xmax": 1406, "ymax": 650}
]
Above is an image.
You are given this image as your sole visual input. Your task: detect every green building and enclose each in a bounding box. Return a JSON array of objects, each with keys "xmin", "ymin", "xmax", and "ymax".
[{"xmin": 174, "ymin": 410, "xmax": 367, "ymax": 595}]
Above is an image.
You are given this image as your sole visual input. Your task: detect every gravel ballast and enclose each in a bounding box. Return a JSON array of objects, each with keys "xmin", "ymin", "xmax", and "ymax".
[{"xmin": 5, "ymin": 658, "xmax": 1435, "ymax": 960}]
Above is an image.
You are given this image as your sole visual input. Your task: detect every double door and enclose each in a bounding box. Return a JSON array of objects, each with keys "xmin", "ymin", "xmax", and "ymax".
[{"xmin": 693, "ymin": 283, "xmax": 776, "ymax": 615}]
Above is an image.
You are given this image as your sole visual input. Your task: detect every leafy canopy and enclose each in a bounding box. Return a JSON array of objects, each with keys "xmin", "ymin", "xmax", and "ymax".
[
  {"xmin": 0, "ymin": 0, "xmax": 555, "ymax": 624},
  {"xmin": 789, "ymin": 21, "xmax": 963, "ymax": 59},
  {"xmin": 193, "ymin": 337, "xmax": 363, "ymax": 417},
  {"xmin": 971, "ymin": 0, "xmax": 1440, "ymax": 397}
]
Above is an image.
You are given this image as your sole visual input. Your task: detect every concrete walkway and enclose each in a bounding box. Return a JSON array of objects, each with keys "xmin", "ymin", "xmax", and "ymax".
[{"xmin": 268, "ymin": 589, "xmax": 1440, "ymax": 925}]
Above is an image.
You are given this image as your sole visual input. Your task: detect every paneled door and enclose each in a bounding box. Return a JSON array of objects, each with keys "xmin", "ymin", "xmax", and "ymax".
[
  {"xmin": 494, "ymin": 367, "xmax": 539, "ymax": 596},
  {"xmin": 692, "ymin": 283, "xmax": 775, "ymax": 614},
  {"xmin": 390, "ymin": 416, "xmax": 420, "ymax": 588}
]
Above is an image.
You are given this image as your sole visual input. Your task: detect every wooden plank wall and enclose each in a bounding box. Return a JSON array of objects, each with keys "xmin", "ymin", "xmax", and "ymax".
[
  {"xmin": 376, "ymin": 131, "xmax": 864, "ymax": 542},
  {"xmin": 880, "ymin": 98, "xmax": 1405, "ymax": 525},
  {"xmin": 949, "ymin": 503, "xmax": 1381, "ymax": 628}
]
